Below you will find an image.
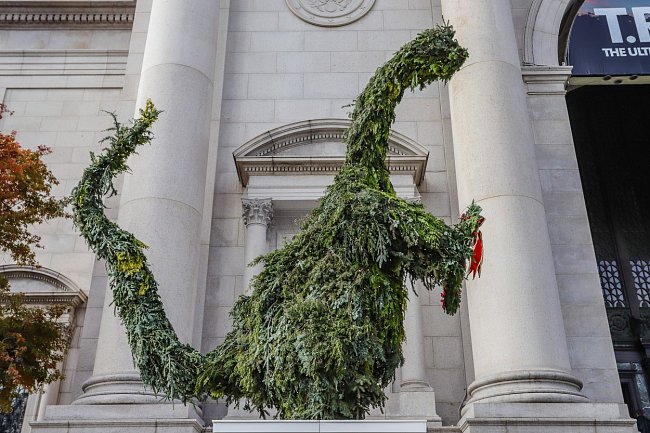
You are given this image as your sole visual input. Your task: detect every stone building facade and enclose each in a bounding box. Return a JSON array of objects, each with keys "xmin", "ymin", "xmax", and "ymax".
[{"xmin": 0, "ymin": 0, "xmax": 644, "ymax": 432}]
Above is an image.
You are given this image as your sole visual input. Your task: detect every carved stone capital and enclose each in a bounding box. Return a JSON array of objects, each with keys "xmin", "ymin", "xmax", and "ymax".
[{"xmin": 242, "ymin": 198, "xmax": 273, "ymax": 227}]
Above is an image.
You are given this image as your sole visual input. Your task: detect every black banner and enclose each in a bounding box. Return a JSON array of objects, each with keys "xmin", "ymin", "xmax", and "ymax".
[{"xmin": 568, "ymin": 0, "xmax": 650, "ymax": 76}]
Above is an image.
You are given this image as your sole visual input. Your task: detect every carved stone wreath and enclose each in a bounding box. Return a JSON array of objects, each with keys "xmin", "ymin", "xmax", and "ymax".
[{"xmin": 285, "ymin": 0, "xmax": 376, "ymax": 27}]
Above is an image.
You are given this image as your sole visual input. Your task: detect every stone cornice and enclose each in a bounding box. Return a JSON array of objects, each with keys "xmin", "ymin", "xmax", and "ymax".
[
  {"xmin": 233, "ymin": 119, "xmax": 429, "ymax": 187},
  {"xmin": 0, "ymin": 1, "xmax": 135, "ymax": 29},
  {"xmin": 17, "ymin": 291, "xmax": 87, "ymax": 308}
]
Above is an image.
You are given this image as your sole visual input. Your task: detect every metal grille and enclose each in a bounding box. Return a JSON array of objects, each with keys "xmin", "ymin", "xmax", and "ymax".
[
  {"xmin": 0, "ymin": 390, "xmax": 28, "ymax": 433},
  {"xmin": 599, "ymin": 260, "xmax": 626, "ymax": 307},
  {"xmin": 631, "ymin": 259, "xmax": 650, "ymax": 308}
]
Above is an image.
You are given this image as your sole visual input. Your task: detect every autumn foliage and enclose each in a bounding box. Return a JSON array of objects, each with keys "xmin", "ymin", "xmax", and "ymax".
[
  {"xmin": 0, "ymin": 103, "xmax": 70, "ymax": 412},
  {"xmin": 0, "ymin": 286, "xmax": 69, "ymax": 412}
]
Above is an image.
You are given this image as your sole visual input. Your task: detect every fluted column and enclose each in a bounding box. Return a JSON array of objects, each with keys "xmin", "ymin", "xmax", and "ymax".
[
  {"xmin": 440, "ymin": 0, "xmax": 586, "ymax": 406},
  {"xmin": 75, "ymin": 0, "xmax": 220, "ymax": 404},
  {"xmin": 242, "ymin": 198, "xmax": 274, "ymax": 293}
]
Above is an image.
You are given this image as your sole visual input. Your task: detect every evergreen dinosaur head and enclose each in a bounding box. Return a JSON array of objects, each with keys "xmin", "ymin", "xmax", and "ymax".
[{"xmin": 406, "ymin": 24, "xmax": 469, "ymax": 88}]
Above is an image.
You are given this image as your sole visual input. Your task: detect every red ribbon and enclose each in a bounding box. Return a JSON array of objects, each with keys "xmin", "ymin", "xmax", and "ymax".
[
  {"xmin": 461, "ymin": 214, "xmax": 484, "ymax": 279},
  {"xmin": 468, "ymin": 229, "xmax": 483, "ymax": 279}
]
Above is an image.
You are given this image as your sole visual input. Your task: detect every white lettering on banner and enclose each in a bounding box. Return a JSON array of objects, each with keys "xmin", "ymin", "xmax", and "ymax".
[
  {"xmin": 632, "ymin": 7, "xmax": 650, "ymax": 42},
  {"xmin": 594, "ymin": 8, "xmax": 628, "ymax": 43},
  {"xmin": 594, "ymin": 7, "xmax": 650, "ymax": 44},
  {"xmin": 601, "ymin": 46, "xmax": 650, "ymax": 57}
]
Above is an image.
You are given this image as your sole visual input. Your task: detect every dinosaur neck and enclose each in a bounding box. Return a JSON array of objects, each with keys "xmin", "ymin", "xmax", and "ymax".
[
  {"xmin": 340, "ymin": 25, "xmax": 468, "ymax": 194},
  {"xmin": 343, "ymin": 45, "xmax": 424, "ymax": 193}
]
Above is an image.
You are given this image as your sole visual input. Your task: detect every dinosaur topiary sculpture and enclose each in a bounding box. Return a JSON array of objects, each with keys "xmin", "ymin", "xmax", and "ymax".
[{"xmin": 72, "ymin": 24, "xmax": 484, "ymax": 420}]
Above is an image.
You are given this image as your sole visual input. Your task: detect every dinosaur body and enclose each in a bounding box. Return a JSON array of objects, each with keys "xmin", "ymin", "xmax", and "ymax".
[{"xmin": 72, "ymin": 24, "xmax": 483, "ymax": 420}]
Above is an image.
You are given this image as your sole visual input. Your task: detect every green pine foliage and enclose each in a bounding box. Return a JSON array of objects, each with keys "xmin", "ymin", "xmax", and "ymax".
[{"xmin": 72, "ymin": 24, "xmax": 484, "ymax": 420}]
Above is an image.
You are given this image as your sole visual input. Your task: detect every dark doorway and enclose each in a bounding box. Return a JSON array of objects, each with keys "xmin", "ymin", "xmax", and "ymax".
[
  {"xmin": 566, "ymin": 84, "xmax": 650, "ymax": 414},
  {"xmin": 0, "ymin": 390, "xmax": 28, "ymax": 433}
]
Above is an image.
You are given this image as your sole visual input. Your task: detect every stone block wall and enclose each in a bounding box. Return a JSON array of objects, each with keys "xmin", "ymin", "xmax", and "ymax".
[{"xmin": 0, "ymin": 4, "xmax": 140, "ymax": 408}]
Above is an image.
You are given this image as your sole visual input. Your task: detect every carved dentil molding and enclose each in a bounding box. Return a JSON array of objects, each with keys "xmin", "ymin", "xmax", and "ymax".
[
  {"xmin": 285, "ymin": 0, "xmax": 376, "ymax": 27},
  {"xmin": 242, "ymin": 198, "xmax": 274, "ymax": 227},
  {"xmin": 0, "ymin": 1, "xmax": 135, "ymax": 29}
]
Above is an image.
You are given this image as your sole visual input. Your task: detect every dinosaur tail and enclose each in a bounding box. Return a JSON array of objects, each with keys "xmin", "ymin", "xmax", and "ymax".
[{"xmin": 72, "ymin": 100, "xmax": 207, "ymax": 404}]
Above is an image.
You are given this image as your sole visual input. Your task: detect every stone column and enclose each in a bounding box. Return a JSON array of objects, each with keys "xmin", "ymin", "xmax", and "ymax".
[
  {"xmin": 439, "ymin": 0, "xmax": 586, "ymax": 406},
  {"xmin": 399, "ymin": 281, "xmax": 441, "ymax": 422},
  {"xmin": 226, "ymin": 198, "xmax": 273, "ymax": 419},
  {"xmin": 36, "ymin": 363, "xmax": 62, "ymax": 420},
  {"xmin": 401, "ymin": 286, "xmax": 430, "ymax": 391},
  {"xmin": 242, "ymin": 198, "xmax": 274, "ymax": 293},
  {"xmin": 75, "ymin": 0, "xmax": 220, "ymax": 404}
]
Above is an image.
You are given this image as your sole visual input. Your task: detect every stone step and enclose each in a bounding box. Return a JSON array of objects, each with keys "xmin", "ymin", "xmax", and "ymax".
[{"xmin": 204, "ymin": 423, "xmax": 462, "ymax": 433}]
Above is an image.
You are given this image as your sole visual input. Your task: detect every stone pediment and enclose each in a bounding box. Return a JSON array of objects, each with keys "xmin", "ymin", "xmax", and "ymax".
[
  {"xmin": 0, "ymin": 265, "xmax": 87, "ymax": 308},
  {"xmin": 233, "ymin": 119, "xmax": 429, "ymax": 187}
]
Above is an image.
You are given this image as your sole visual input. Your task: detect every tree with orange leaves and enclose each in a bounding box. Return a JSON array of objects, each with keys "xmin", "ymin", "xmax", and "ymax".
[{"xmin": 0, "ymin": 102, "xmax": 70, "ymax": 413}]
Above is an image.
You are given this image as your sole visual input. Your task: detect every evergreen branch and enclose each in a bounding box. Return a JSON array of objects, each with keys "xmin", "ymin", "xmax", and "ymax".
[{"xmin": 71, "ymin": 100, "xmax": 207, "ymax": 404}]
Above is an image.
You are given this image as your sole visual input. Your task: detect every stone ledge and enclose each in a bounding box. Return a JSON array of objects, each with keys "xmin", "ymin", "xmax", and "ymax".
[
  {"xmin": 213, "ymin": 420, "xmax": 428, "ymax": 433},
  {"xmin": 205, "ymin": 427, "xmax": 461, "ymax": 433},
  {"xmin": 44, "ymin": 402, "xmax": 201, "ymax": 420},
  {"xmin": 458, "ymin": 402, "xmax": 635, "ymax": 433},
  {"xmin": 30, "ymin": 419, "xmax": 204, "ymax": 433}
]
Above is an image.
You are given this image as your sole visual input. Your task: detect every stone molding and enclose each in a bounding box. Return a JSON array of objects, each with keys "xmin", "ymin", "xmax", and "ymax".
[
  {"xmin": 523, "ymin": 0, "xmax": 575, "ymax": 66},
  {"xmin": 74, "ymin": 372, "xmax": 166, "ymax": 405},
  {"xmin": 0, "ymin": 49, "xmax": 128, "ymax": 76},
  {"xmin": 464, "ymin": 369, "xmax": 586, "ymax": 409},
  {"xmin": 522, "ymin": 65, "xmax": 573, "ymax": 95},
  {"xmin": 0, "ymin": 264, "xmax": 87, "ymax": 308},
  {"xmin": 0, "ymin": 1, "xmax": 135, "ymax": 29},
  {"xmin": 242, "ymin": 198, "xmax": 273, "ymax": 228},
  {"xmin": 233, "ymin": 119, "xmax": 429, "ymax": 187},
  {"xmin": 285, "ymin": 0, "xmax": 376, "ymax": 27}
]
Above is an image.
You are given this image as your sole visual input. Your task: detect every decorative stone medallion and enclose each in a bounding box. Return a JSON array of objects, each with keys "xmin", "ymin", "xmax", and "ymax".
[{"xmin": 285, "ymin": 0, "xmax": 376, "ymax": 27}]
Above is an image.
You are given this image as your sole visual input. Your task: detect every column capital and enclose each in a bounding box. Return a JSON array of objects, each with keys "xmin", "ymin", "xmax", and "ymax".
[
  {"xmin": 522, "ymin": 65, "xmax": 573, "ymax": 95},
  {"xmin": 242, "ymin": 198, "xmax": 273, "ymax": 227}
]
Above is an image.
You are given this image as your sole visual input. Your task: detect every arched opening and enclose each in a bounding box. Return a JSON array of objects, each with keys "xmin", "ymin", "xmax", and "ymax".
[{"xmin": 562, "ymin": 0, "xmax": 650, "ymax": 416}]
